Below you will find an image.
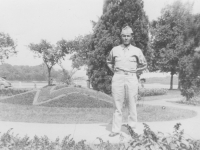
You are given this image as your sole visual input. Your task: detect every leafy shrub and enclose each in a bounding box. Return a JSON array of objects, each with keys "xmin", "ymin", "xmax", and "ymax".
[
  {"xmin": 0, "ymin": 123, "xmax": 199, "ymax": 150},
  {"xmin": 139, "ymin": 88, "xmax": 168, "ymax": 97},
  {"xmin": 96, "ymin": 123, "xmax": 200, "ymax": 150},
  {"xmin": 123, "ymin": 123, "xmax": 200, "ymax": 150},
  {"xmin": 0, "ymin": 88, "xmax": 30, "ymax": 96},
  {"xmin": 54, "ymin": 84, "xmax": 69, "ymax": 90},
  {"xmin": 179, "ymin": 53, "xmax": 200, "ymax": 101},
  {"xmin": 0, "ymin": 129, "xmax": 92, "ymax": 150}
]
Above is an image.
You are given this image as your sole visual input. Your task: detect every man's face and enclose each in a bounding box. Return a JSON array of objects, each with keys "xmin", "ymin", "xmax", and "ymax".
[{"xmin": 121, "ymin": 33, "xmax": 132, "ymax": 46}]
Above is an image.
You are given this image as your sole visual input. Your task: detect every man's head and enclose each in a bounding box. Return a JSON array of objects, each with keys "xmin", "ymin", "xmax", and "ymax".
[{"xmin": 121, "ymin": 26, "xmax": 133, "ymax": 47}]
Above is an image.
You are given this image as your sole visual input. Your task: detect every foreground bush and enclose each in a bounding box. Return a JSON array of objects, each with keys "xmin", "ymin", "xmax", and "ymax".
[
  {"xmin": 0, "ymin": 123, "xmax": 199, "ymax": 150},
  {"xmin": 122, "ymin": 123, "xmax": 200, "ymax": 150}
]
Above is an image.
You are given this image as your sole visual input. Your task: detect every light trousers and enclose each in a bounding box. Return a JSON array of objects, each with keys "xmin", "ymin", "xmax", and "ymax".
[{"xmin": 111, "ymin": 73, "xmax": 138, "ymax": 133}]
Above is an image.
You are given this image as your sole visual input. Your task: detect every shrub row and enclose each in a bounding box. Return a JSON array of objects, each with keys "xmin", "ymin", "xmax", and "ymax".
[
  {"xmin": 139, "ymin": 88, "xmax": 168, "ymax": 97},
  {"xmin": 0, "ymin": 88, "xmax": 30, "ymax": 96},
  {"xmin": 0, "ymin": 123, "xmax": 199, "ymax": 150}
]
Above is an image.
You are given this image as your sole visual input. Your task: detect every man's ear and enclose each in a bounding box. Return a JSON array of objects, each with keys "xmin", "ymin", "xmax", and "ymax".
[{"xmin": 131, "ymin": 34, "xmax": 134, "ymax": 39}]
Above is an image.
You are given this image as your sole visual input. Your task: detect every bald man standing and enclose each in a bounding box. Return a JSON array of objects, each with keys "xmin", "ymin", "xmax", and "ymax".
[{"xmin": 107, "ymin": 25, "xmax": 147, "ymax": 137}]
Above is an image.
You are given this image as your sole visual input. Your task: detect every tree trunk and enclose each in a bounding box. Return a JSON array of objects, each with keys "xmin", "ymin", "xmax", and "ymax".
[
  {"xmin": 178, "ymin": 73, "xmax": 181, "ymax": 90},
  {"xmin": 170, "ymin": 72, "xmax": 173, "ymax": 90},
  {"xmin": 47, "ymin": 67, "xmax": 52, "ymax": 85},
  {"xmin": 87, "ymin": 79, "xmax": 90, "ymax": 88}
]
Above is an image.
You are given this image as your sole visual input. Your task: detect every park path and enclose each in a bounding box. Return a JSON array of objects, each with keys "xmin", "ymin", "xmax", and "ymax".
[{"xmin": 0, "ymin": 95, "xmax": 200, "ymax": 144}]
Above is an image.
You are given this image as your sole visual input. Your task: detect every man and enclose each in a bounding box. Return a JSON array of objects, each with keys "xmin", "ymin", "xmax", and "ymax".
[
  {"xmin": 106, "ymin": 25, "xmax": 147, "ymax": 137},
  {"xmin": 140, "ymin": 78, "xmax": 146, "ymax": 88}
]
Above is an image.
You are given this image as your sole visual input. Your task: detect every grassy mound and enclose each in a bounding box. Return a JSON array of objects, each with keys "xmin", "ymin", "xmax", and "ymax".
[
  {"xmin": 0, "ymin": 90, "xmax": 37, "ymax": 105},
  {"xmin": 40, "ymin": 93, "xmax": 113, "ymax": 108},
  {"xmin": 0, "ymin": 88, "xmax": 30, "ymax": 96},
  {"xmin": 0, "ymin": 85, "xmax": 113, "ymax": 108},
  {"xmin": 35, "ymin": 85, "xmax": 113, "ymax": 108}
]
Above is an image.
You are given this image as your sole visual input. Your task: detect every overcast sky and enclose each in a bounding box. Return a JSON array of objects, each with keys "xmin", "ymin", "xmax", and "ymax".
[{"xmin": 0, "ymin": 0, "xmax": 200, "ymax": 70}]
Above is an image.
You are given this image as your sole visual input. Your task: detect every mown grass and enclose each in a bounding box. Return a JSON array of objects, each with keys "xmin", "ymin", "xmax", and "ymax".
[
  {"xmin": 0, "ymin": 102, "xmax": 196, "ymax": 124},
  {"xmin": 0, "ymin": 87, "xmax": 196, "ymax": 124}
]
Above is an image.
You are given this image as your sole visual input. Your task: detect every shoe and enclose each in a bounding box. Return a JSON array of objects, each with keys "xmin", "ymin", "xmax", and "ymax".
[{"xmin": 109, "ymin": 132, "xmax": 120, "ymax": 137}]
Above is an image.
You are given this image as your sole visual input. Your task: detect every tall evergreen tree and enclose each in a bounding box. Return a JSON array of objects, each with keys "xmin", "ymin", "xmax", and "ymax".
[{"xmin": 88, "ymin": 0, "xmax": 149, "ymax": 94}]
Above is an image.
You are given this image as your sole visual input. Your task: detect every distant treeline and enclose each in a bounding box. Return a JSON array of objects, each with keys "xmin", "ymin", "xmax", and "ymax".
[{"xmin": 0, "ymin": 63, "xmax": 62, "ymax": 81}]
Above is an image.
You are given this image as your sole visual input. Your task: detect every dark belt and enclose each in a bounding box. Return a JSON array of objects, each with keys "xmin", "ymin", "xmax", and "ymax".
[{"xmin": 114, "ymin": 68, "xmax": 136, "ymax": 75}]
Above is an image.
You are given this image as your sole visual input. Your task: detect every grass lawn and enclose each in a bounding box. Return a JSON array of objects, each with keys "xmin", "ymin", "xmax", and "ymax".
[
  {"xmin": 0, "ymin": 86, "xmax": 196, "ymax": 124},
  {"xmin": 0, "ymin": 102, "xmax": 196, "ymax": 124}
]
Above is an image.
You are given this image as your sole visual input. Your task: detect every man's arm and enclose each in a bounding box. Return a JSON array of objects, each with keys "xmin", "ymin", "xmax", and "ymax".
[
  {"xmin": 137, "ymin": 50, "xmax": 147, "ymax": 74},
  {"xmin": 106, "ymin": 49, "xmax": 114, "ymax": 73}
]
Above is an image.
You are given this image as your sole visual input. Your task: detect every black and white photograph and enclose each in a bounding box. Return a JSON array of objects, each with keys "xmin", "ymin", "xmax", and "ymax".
[{"xmin": 0, "ymin": 0, "xmax": 200, "ymax": 149}]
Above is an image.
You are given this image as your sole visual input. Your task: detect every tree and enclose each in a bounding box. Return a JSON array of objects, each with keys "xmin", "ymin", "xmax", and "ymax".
[
  {"xmin": 57, "ymin": 62, "xmax": 83, "ymax": 85},
  {"xmin": 179, "ymin": 14, "xmax": 200, "ymax": 100},
  {"xmin": 0, "ymin": 32, "xmax": 17, "ymax": 63},
  {"xmin": 29, "ymin": 40, "xmax": 65, "ymax": 85},
  {"xmin": 150, "ymin": 0, "xmax": 193, "ymax": 89},
  {"xmin": 70, "ymin": 34, "xmax": 92, "ymax": 69},
  {"xmin": 87, "ymin": 0, "xmax": 149, "ymax": 94},
  {"xmin": 0, "ymin": 63, "xmax": 63, "ymax": 81},
  {"xmin": 179, "ymin": 50, "xmax": 200, "ymax": 100}
]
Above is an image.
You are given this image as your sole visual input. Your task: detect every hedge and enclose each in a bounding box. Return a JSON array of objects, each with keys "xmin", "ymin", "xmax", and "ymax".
[
  {"xmin": 0, "ymin": 123, "xmax": 199, "ymax": 150},
  {"xmin": 139, "ymin": 88, "xmax": 168, "ymax": 97}
]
